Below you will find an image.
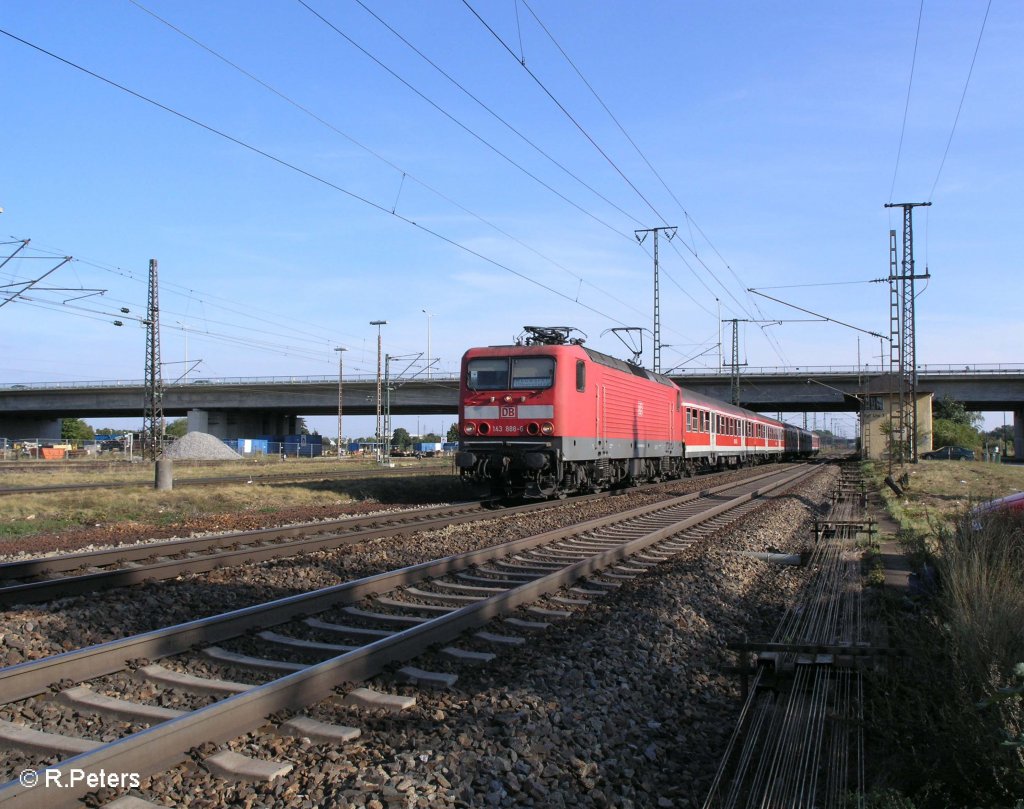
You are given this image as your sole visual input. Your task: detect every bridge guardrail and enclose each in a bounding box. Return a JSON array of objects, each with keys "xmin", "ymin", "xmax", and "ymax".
[
  {"xmin": 0, "ymin": 374, "xmax": 462, "ymax": 391},
  {"xmin": 4, "ymin": 365, "xmax": 1024, "ymax": 392}
]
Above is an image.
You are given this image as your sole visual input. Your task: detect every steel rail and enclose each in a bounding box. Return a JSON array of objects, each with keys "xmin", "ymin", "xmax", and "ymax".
[
  {"xmin": 0, "ymin": 464, "xmax": 819, "ymax": 808},
  {"xmin": 0, "ymin": 465, "xmax": 807, "ymax": 704},
  {"xmin": 0, "ymin": 467, "xmax": 778, "ymax": 605},
  {"xmin": 0, "ymin": 500, "xmax": 489, "ymax": 579},
  {"xmin": 0, "ymin": 501, "xmax": 519, "ymax": 605}
]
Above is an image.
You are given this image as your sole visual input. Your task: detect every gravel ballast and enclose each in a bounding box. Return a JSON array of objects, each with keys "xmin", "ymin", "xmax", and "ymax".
[
  {"xmin": 0, "ymin": 469, "xmax": 770, "ymax": 664},
  {"xmin": 0, "ymin": 466, "xmax": 838, "ymax": 807}
]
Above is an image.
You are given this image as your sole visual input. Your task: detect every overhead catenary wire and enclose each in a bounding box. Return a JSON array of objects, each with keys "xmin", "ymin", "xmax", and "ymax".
[
  {"xmin": 16, "ymin": 294, "xmax": 340, "ymax": 365},
  {"xmin": 888, "ymin": 0, "xmax": 925, "ymax": 203},
  {"xmin": 345, "ymin": 0, "xmax": 648, "ymax": 231},
  {"xmin": 928, "ymin": 0, "xmax": 992, "ymax": 201},
  {"xmin": 9, "ymin": 242, "xmax": 436, "ymax": 378},
  {"xmin": 461, "ymin": 0, "xmax": 672, "ymax": 228},
  {"xmin": 128, "ymin": 0, "xmax": 654, "ymax": 328},
  {"xmin": 0, "ymin": 28, "xmax": 641, "ymax": 337},
  {"xmin": 504, "ymin": 1, "xmax": 790, "ymax": 363},
  {"xmin": 13, "ymin": 244, "xmax": 361, "ymax": 360},
  {"xmin": 294, "ymin": 0, "xmax": 636, "ymax": 243}
]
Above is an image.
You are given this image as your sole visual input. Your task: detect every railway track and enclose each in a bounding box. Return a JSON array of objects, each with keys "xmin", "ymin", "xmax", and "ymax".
[
  {"xmin": 0, "ymin": 463, "xmax": 822, "ymax": 808},
  {"xmin": 0, "ymin": 464, "xmax": 450, "ymax": 497},
  {"xmin": 0, "ymin": 499, "xmax": 533, "ymax": 607},
  {"xmin": 0, "ymin": 466, "xmax": 782, "ymax": 607}
]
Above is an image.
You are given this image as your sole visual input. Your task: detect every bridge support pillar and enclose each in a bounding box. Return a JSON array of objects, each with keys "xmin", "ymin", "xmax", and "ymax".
[
  {"xmin": 185, "ymin": 409, "xmax": 297, "ymax": 440},
  {"xmin": 0, "ymin": 417, "xmax": 62, "ymax": 441},
  {"xmin": 186, "ymin": 409, "xmax": 209, "ymax": 435},
  {"xmin": 1015, "ymin": 409, "xmax": 1024, "ymax": 462}
]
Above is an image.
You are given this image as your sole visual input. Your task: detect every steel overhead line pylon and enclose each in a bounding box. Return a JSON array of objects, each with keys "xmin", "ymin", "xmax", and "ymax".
[
  {"xmin": 884, "ymin": 201, "xmax": 931, "ymax": 466},
  {"xmin": 142, "ymin": 258, "xmax": 165, "ymax": 460},
  {"xmin": 721, "ymin": 318, "xmax": 781, "ymax": 406},
  {"xmin": 723, "ymin": 319, "xmax": 748, "ymax": 405},
  {"xmin": 888, "ymin": 228, "xmax": 903, "ymax": 471},
  {"xmin": 635, "ymin": 226, "xmax": 676, "ymax": 374}
]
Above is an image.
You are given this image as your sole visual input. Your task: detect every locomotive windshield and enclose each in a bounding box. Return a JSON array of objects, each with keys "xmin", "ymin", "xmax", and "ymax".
[
  {"xmin": 467, "ymin": 356, "xmax": 555, "ymax": 391},
  {"xmin": 511, "ymin": 356, "xmax": 554, "ymax": 389}
]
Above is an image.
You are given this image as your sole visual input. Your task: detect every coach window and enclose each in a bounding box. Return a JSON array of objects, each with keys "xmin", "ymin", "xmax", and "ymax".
[
  {"xmin": 576, "ymin": 360, "xmax": 586, "ymax": 392},
  {"xmin": 511, "ymin": 356, "xmax": 555, "ymax": 389},
  {"xmin": 467, "ymin": 358, "xmax": 509, "ymax": 390}
]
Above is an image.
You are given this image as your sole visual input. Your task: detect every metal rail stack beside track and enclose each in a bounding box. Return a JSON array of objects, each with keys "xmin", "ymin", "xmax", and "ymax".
[
  {"xmin": 0, "ymin": 464, "xmax": 821, "ymax": 808},
  {"xmin": 704, "ymin": 462, "xmax": 871, "ymax": 809}
]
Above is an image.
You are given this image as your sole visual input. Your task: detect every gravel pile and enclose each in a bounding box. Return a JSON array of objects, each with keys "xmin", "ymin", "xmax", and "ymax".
[
  {"xmin": 163, "ymin": 432, "xmax": 241, "ymax": 461},
  {"xmin": 0, "ymin": 467, "xmax": 839, "ymax": 807}
]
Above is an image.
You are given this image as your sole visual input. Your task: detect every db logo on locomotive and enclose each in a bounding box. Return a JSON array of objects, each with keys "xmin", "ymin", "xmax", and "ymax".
[{"xmin": 500, "ymin": 406, "xmax": 517, "ymax": 418}]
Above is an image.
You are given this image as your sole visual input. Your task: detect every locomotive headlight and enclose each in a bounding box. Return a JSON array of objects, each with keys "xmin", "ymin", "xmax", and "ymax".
[
  {"xmin": 503, "ymin": 394, "xmax": 514, "ymax": 404},
  {"xmin": 540, "ymin": 422, "xmax": 554, "ymax": 435},
  {"xmin": 463, "ymin": 422, "xmax": 476, "ymax": 435}
]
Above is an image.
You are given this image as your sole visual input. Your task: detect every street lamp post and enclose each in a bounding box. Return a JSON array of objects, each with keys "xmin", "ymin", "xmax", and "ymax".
[
  {"xmin": 369, "ymin": 320, "xmax": 387, "ymax": 462},
  {"xmin": 421, "ymin": 309, "xmax": 435, "ymax": 379},
  {"xmin": 334, "ymin": 347, "xmax": 347, "ymax": 458},
  {"xmin": 384, "ymin": 353, "xmax": 392, "ymax": 462}
]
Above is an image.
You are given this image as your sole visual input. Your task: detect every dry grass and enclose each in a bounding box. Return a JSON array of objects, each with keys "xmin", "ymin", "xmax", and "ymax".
[
  {"xmin": 0, "ymin": 455, "xmax": 445, "ymax": 488},
  {"xmin": 864, "ymin": 459, "xmax": 1024, "ymax": 807},
  {"xmin": 0, "ymin": 471, "xmax": 466, "ymax": 545},
  {"xmin": 871, "ymin": 459, "xmax": 1024, "ymax": 538},
  {"xmin": 937, "ymin": 511, "xmax": 1024, "ymax": 687}
]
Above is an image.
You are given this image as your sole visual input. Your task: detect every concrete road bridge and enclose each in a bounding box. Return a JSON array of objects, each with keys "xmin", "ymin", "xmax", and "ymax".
[{"xmin": 2, "ymin": 364, "xmax": 1023, "ymax": 444}]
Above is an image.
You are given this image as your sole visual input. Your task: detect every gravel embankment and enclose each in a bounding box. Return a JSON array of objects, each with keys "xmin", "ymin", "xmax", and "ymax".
[{"xmin": 1, "ymin": 466, "xmax": 838, "ymax": 807}]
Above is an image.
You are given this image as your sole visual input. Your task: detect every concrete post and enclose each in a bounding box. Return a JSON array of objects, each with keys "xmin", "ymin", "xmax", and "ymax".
[{"xmin": 155, "ymin": 458, "xmax": 173, "ymax": 490}]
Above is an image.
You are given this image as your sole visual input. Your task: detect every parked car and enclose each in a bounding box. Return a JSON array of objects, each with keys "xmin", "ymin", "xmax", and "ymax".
[{"xmin": 921, "ymin": 446, "xmax": 975, "ymax": 460}]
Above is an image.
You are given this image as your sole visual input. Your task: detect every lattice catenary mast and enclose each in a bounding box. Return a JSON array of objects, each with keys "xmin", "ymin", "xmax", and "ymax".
[
  {"xmin": 635, "ymin": 226, "xmax": 676, "ymax": 374},
  {"xmin": 143, "ymin": 258, "xmax": 165, "ymax": 460},
  {"xmin": 884, "ymin": 202, "xmax": 931, "ymax": 466}
]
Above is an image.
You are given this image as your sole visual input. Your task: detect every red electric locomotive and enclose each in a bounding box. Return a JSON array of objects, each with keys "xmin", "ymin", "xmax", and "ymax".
[{"xmin": 455, "ymin": 326, "xmax": 815, "ymax": 498}]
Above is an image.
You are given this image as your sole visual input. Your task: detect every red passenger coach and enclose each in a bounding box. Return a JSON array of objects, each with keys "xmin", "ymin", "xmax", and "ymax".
[{"xmin": 456, "ymin": 327, "xmax": 816, "ymax": 498}]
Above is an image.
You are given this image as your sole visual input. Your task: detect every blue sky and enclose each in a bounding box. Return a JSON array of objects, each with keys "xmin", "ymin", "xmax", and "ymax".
[{"xmin": 1, "ymin": 1, "xmax": 1020, "ymax": 437}]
